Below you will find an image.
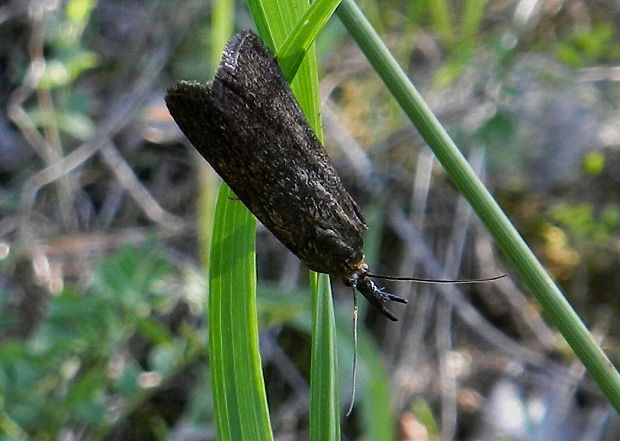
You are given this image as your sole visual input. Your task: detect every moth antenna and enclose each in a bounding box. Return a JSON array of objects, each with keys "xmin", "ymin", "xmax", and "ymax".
[
  {"xmin": 345, "ymin": 288, "xmax": 358, "ymax": 417},
  {"xmin": 366, "ymin": 273, "xmax": 507, "ymax": 284}
]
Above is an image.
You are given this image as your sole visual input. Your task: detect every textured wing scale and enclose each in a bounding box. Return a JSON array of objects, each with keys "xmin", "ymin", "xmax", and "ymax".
[{"xmin": 165, "ymin": 31, "xmax": 367, "ymax": 278}]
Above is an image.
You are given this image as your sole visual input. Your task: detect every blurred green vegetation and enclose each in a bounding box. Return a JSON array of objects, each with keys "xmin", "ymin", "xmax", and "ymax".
[
  {"xmin": 555, "ymin": 21, "xmax": 620, "ymax": 68},
  {"xmin": 2, "ymin": 0, "xmax": 620, "ymax": 439},
  {"xmin": 0, "ymin": 244, "xmax": 206, "ymax": 439}
]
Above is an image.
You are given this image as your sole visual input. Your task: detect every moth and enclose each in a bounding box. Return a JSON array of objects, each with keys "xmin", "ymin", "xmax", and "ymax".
[
  {"xmin": 165, "ymin": 31, "xmax": 407, "ymax": 319},
  {"xmin": 166, "ymin": 31, "xmax": 502, "ymax": 320}
]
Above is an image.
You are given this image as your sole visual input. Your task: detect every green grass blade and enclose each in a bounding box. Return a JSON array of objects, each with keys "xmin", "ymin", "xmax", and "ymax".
[
  {"xmin": 427, "ymin": 0, "xmax": 454, "ymax": 46},
  {"xmin": 211, "ymin": 0, "xmax": 234, "ymax": 64},
  {"xmin": 337, "ymin": 0, "xmax": 620, "ymax": 414},
  {"xmin": 333, "ymin": 311, "xmax": 395, "ymax": 441},
  {"xmin": 208, "ymin": 184, "xmax": 273, "ymax": 441},
  {"xmin": 357, "ymin": 333, "xmax": 395, "ymax": 441},
  {"xmin": 247, "ymin": 1, "xmax": 342, "ymax": 438},
  {"xmin": 247, "ymin": 1, "xmax": 322, "ymax": 131},
  {"xmin": 277, "ymin": 0, "xmax": 342, "ymax": 81},
  {"xmin": 286, "ymin": 294, "xmax": 393, "ymax": 441},
  {"xmin": 205, "ymin": 2, "xmax": 275, "ymax": 440},
  {"xmin": 460, "ymin": 0, "xmax": 487, "ymax": 43},
  {"xmin": 197, "ymin": 0, "xmax": 234, "ymax": 266},
  {"xmin": 309, "ymin": 272, "xmax": 341, "ymax": 441}
]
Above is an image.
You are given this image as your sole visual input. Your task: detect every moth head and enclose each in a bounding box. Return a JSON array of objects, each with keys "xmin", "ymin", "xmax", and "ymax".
[
  {"xmin": 343, "ymin": 260, "xmax": 369, "ymax": 287},
  {"xmin": 342, "ymin": 260, "xmax": 407, "ymax": 321}
]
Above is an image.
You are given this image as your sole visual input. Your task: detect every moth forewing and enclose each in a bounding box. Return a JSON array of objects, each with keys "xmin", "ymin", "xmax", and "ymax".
[{"xmin": 166, "ymin": 30, "xmax": 406, "ymax": 320}]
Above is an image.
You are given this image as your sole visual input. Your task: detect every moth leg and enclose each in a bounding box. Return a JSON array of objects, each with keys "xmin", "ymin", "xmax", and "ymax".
[{"xmin": 355, "ymin": 278, "xmax": 407, "ymax": 321}]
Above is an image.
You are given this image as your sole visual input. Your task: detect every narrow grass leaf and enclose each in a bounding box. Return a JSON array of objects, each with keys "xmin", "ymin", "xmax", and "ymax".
[
  {"xmin": 277, "ymin": 0, "xmax": 342, "ymax": 81},
  {"xmin": 208, "ymin": 184, "xmax": 273, "ymax": 441},
  {"xmin": 427, "ymin": 0, "xmax": 454, "ymax": 46},
  {"xmin": 204, "ymin": 4, "xmax": 274, "ymax": 441},
  {"xmin": 247, "ymin": 0, "xmax": 322, "ymax": 130},
  {"xmin": 357, "ymin": 334, "xmax": 395, "ymax": 441},
  {"xmin": 210, "ymin": 0, "xmax": 235, "ymax": 61},
  {"xmin": 309, "ymin": 272, "xmax": 341, "ymax": 441},
  {"xmin": 337, "ymin": 0, "xmax": 620, "ymax": 414},
  {"xmin": 334, "ymin": 311, "xmax": 395, "ymax": 441},
  {"xmin": 461, "ymin": 0, "xmax": 487, "ymax": 43},
  {"xmin": 196, "ymin": 0, "xmax": 234, "ymax": 266},
  {"xmin": 247, "ymin": 0, "xmax": 342, "ymax": 437}
]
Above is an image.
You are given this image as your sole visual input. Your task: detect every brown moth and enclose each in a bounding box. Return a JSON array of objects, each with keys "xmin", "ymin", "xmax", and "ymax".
[{"xmin": 166, "ymin": 31, "xmax": 408, "ymax": 320}]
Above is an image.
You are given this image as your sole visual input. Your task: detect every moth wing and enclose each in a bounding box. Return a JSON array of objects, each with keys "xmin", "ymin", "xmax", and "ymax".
[{"xmin": 166, "ymin": 31, "xmax": 366, "ymax": 276}]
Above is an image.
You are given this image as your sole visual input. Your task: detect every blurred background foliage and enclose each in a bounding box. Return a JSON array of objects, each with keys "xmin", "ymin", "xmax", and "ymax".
[{"xmin": 1, "ymin": 0, "xmax": 620, "ymax": 440}]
